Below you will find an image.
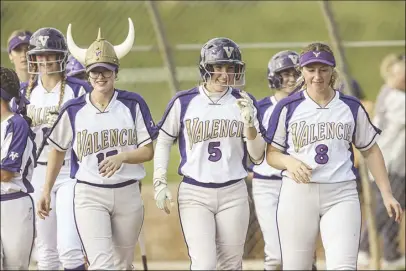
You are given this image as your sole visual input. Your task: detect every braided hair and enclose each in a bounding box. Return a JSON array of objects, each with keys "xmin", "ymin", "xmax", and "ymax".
[{"xmin": 0, "ymin": 66, "xmax": 32, "ymax": 125}]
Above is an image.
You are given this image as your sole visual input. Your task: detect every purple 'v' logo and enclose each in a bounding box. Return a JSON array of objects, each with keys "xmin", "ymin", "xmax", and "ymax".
[{"xmin": 95, "ymin": 50, "xmax": 101, "ymax": 56}]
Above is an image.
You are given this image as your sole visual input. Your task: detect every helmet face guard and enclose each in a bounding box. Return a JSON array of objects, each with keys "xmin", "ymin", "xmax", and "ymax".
[
  {"xmin": 27, "ymin": 50, "xmax": 68, "ymax": 74},
  {"xmin": 267, "ymin": 50, "xmax": 300, "ymax": 89},
  {"xmin": 201, "ymin": 60, "xmax": 246, "ymax": 87},
  {"xmin": 199, "ymin": 37, "xmax": 246, "ymax": 87},
  {"xmin": 26, "ymin": 27, "xmax": 68, "ymax": 75}
]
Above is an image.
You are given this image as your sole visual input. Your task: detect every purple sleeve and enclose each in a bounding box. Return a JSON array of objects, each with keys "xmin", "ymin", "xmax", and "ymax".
[
  {"xmin": 137, "ymin": 95, "xmax": 159, "ymax": 143},
  {"xmin": 1, "ymin": 118, "xmax": 30, "ymax": 172}
]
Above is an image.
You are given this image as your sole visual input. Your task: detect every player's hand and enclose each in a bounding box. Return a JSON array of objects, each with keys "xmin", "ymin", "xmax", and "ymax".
[
  {"xmin": 99, "ymin": 153, "xmax": 124, "ymax": 178},
  {"xmin": 381, "ymin": 191, "xmax": 403, "ymax": 223},
  {"xmin": 153, "ymin": 168, "xmax": 174, "ymax": 214},
  {"xmin": 37, "ymin": 192, "xmax": 52, "ymax": 220},
  {"xmin": 236, "ymin": 91, "xmax": 255, "ymax": 128},
  {"xmin": 285, "ymin": 157, "xmax": 312, "ymax": 184}
]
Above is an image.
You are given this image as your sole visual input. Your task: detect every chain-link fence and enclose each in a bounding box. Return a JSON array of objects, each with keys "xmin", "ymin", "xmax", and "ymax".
[{"xmin": 1, "ymin": 1, "xmax": 405, "ymax": 268}]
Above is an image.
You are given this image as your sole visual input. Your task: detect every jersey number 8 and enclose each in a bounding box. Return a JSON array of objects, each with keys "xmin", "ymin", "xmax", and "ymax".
[{"xmin": 315, "ymin": 144, "xmax": 329, "ymax": 164}]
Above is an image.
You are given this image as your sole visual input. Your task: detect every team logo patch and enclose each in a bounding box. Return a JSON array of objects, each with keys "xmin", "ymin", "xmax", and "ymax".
[
  {"xmin": 9, "ymin": 152, "xmax": 19, "ymax": 161},
  {"xmin": 95, "ymin": 50, "xmax": 102, "ymax": 56},
  {"xmin": 313, "ymin": 52, "xmax": 321, "ymax": 58},
  {"xmin": 38, "ymin": 35, "xmax": 50, "ymax": 47},
  {"xmin": 18, "ymin": 35, "xmax": 26, "ymax": 41},
  {"xmin": 223, "ymin": 47, "xmax": 234, "ymax": 58}
]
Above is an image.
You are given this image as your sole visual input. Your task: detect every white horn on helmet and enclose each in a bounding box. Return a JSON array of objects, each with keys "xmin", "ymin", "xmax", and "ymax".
[
  {"xmin": 66, "ymin": 24, "xmax": 87, "ymax": 65},
  {"xmin": 113, "ymin": 18, "xmax": 135, "ymax": 60}
]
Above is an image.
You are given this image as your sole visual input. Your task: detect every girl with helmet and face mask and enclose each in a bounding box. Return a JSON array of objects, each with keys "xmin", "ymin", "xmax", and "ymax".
[
  {"xmin": 37, "ymin": 18, "xmax": 157, "ymax": 270},
  {"xmin": 152, "ymin": 37, "xmax": 266, "ymax": 270},
  {"xmin": 19, "ymin": 27, "xmax": 91, "ymax": 270}
]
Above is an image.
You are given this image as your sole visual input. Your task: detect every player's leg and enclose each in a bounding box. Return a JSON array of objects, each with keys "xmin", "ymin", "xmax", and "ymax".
[
  {"xmin": 216, "ymin": 180, "xmax": 250, "ymax": 270},
  {"xmin": 277, "ymin": 178, "xmax": 320, "ymax": 270},
  {"xmin": 31, "ymin": 165, "xmax": 60, "ymax": 270},
  {"xmin": 320, "ymin": 181, "xmax": 361, "ymax": 270},
  {"xmin": 55, "ymin": 179, "xmax": 86, "ymax": 270},
  {"xmin": 178, "ymin": 182, "xmax": 217, "ymax": 270},
  {"xmin": 74, "ymin": 182, "xmax": 114, "ymax": 270},
  {"xmin": 111, "ymin": 182, "xmax": 144, "ymax": 269},
  {"xmin": 252, "ymin": 179, "xmax": 282, "ymax": 270},
  {"xmin": 0, "ymin": 195, "xmax": 35, "ymax": 270}
]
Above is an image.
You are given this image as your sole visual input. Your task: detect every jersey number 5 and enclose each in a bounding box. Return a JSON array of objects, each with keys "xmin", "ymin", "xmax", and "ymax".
[
  {"xmin": 96, "ymin": 150, "xmax": 118, "ymax": 165},
  {"xmin": 314, "ymin": 144, "xmax": 329, "ymax": 164},
  {"xmin": 208, "ymin": 141, "xmax": 222, "ymax": 162}
]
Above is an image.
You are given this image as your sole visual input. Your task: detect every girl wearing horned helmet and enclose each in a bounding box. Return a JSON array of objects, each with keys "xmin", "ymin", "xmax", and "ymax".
[
  {"xmin": 19, "ymin": 27, "xmax": 91, "ymax": 270},
  {"xmin": 37, "ymin": 18, "xmax": 157, "ymax": 270}
]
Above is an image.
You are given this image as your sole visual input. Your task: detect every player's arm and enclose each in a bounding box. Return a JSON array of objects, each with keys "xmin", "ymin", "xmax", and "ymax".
[
  {"xmin": 112, "ymin": 101, "xmax": 157, "ymax": 165},
  {"xmin": 0, "ymin": 119, "xmax": 30, "ymax": 182},
  {"xmin": 265, "ymin": 105, "xmax": 312, "ymax": 183},
  {"xmin": 355, "ymin": 106, "xmax": 403, "ymax": 222},
  {"xmin": 38, "ymin": 109, "xmax": 73, "ymax": 219},
  {"xmin": 237, "ymin": 92, "xmax": 266, "ymax": 162},
  {"xmin": 0, "ymin": 170, "xmax": 16, "ymax": 182},
  {"xmin": 153, "ymin": 98, "xmax": 181, "ymax": 214}
]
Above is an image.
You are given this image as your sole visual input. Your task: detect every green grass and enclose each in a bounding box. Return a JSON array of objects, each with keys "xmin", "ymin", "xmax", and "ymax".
[{"xmin": 1, "ymin": 1, "xmax": 405, "ymax": 183}]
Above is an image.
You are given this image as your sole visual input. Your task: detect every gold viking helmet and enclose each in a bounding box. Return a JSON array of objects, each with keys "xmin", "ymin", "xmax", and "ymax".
[{"xmin": 66, "ymin": 18, "xmax": 135, "ymax": 71}]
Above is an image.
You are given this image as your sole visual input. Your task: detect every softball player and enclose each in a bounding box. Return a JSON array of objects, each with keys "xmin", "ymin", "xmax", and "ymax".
[
  {"xmin": 7, "ymin": 30, "xmax": 32, "ymax": 84},
  {"xmin": 265, "ymin": 42, "xmax": 403, "ymax": 270},
  {"xmin": 37, "ymin": 18, "xmax": 157, "ymax": 270},
  {"xmin": 153, "ymin": 37, "xmax": 266, "ymax": 270},
  {"xmin": 20, "ymin": 27, "xmax": 91, "ymax": 270},
  {"xmin": 251, "ymin": 50, "xmax": 300, "ymax": 270},
  {"xmin": 1, "ymin": 67, "xmax": 36, "ymax": 270}
]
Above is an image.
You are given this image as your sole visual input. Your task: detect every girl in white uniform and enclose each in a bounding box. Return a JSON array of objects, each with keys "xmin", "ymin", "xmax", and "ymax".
[{"xmin": 265, "ymin": 42, "xmax": 403, "ymax": 270}]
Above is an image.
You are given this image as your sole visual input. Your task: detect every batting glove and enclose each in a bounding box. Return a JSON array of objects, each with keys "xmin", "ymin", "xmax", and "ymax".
[
  {"xmin": 236, "ymin": 91, "xmax": 255, "ymax": 128},
  {"xmin": 153, "ymin": 168, "xmax": 174, "ymax": 214}
]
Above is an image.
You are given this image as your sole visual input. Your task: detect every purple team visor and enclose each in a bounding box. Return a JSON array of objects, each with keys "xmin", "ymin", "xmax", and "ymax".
[
  {"xmin": 299, "ymin": 51, "xmax": 336, "ymax": 67},
  {"xmin": 8, "ymin": 31, "xmax": 32, "ymax": 53},
  {"xmin": 86, "ymin": 63, "xmax": 118, "ymax": 73}
]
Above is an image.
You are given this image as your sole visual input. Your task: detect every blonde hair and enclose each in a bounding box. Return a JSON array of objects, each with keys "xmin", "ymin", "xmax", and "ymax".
[
  {"xmin": 380, "ymin": 53, "xmax": 402, "ymax": 82},
  {"xmin": 294, "ymin": 42, "xmax": 339, "ymax": 91}
]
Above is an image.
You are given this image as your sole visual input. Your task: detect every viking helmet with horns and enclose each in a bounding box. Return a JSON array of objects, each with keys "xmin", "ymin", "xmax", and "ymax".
[{"xmin": 67, "ymin": 18, "xmax": 135, "ymax": 72}]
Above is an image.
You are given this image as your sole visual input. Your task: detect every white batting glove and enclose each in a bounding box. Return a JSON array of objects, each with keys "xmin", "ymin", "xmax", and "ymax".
[
  {"xmin": 153, "ymin": 168, "xmax": 174, "ymax": 214},
  {"xmin": 236, "ymin": 91, "xmax": 255, "ymax": 128}
]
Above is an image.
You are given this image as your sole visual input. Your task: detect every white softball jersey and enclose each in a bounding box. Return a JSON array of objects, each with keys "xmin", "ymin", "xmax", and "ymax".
[
  {"xmin": 265, "ymin": 90, "xmax": 381, "ymax": 183},
  {"xmin": 47, "ymin": 90, "xmax": 157, "ymax": 185},
  {"xmin": 157, "ymin": 86, "xmax": 265, "ymax": 185}
]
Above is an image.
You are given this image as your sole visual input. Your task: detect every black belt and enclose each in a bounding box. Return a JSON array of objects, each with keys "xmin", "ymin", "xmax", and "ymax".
[
  {"xmin": 37, "ymin": 161, "xmax": 66, "ymax": 166},
  {"xmin": 77, "ymin": 179, "xmax": 138, "ymax": 188},
  {"xmin": 1, "ymin": 191, "xmax": 30, "ymax": 201},
  {"xmin": 182, "ymin": 176, "xmax": 242, "ymax": 188}
]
